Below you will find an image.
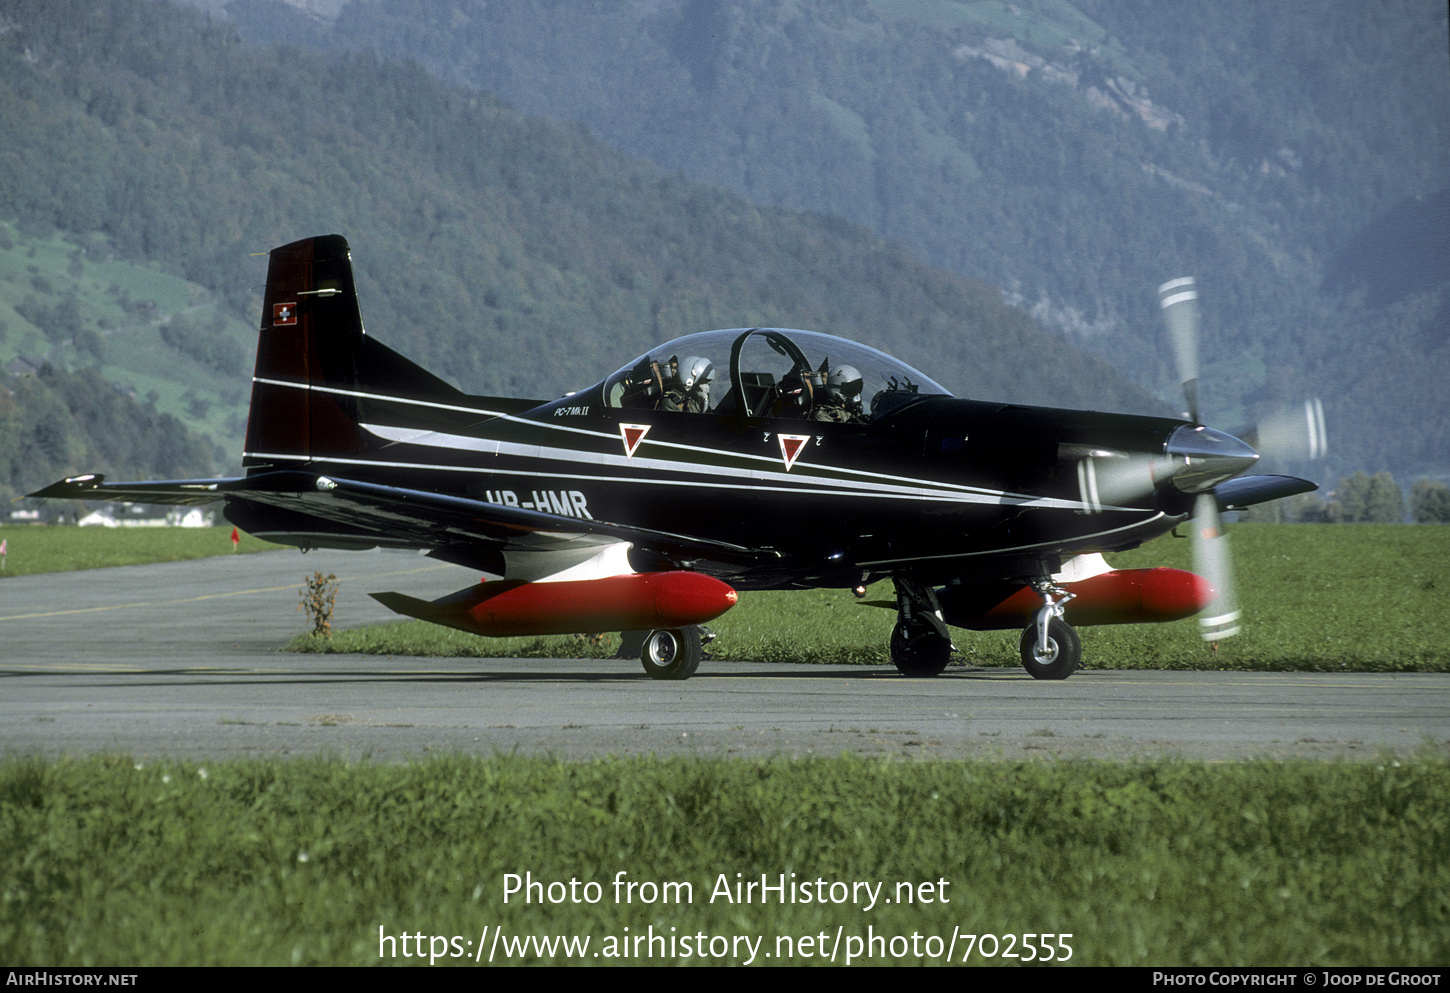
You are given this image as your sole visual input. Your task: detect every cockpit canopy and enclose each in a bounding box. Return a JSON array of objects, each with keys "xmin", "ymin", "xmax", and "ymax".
[{"xmin": 584, "ymin": 328, "xmax": 952, "ymax": 422}]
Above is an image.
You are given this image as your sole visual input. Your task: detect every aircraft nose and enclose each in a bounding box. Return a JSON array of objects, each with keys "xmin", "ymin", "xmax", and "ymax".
[{"xmin": 1166, "ymin": 424, "xmax": 1259, "ymax": 493}]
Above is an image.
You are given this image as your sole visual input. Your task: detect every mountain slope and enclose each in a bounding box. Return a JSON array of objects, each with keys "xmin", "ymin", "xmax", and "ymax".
[
  {"xmin": 0, "ymin": 0, "xmax": 1162, "ymax": 486},
  {"xmin": 220, "ymin": 0, "xmax": 1450, "ymax": 479}
]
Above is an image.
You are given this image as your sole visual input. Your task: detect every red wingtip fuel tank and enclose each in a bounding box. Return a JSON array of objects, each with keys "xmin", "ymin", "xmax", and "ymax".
[
  {"xmin": 938, "ymin": 568, "xmax": 1214, "ymax": 631},
  {"xmin": 372, "ymin": 572, "xmax": 739, "ymax": 637}
]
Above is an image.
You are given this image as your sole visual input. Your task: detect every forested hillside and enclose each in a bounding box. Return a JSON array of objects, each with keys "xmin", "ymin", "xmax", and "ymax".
[
  {"xmin": 0, "ymin": 0, "xmax": 1167, "ymax": 500},
  {"xmin": 214, "ymin": 0, "xmax": 1450, "ymax": 481},
  {"xmin": 0, "ymin": 361, "xmax": 217, "ymax": 503}
]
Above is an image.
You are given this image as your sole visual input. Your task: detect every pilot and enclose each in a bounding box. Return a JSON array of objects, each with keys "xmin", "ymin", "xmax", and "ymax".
[
  {"xmin": 810, "ymin": 364, "xmax": 866, "ymax": 423},
  {"xmin": 649, "ymin": 353, "xmax": 710, "ymax": 411},
  {"xmin": 660, "ymin": 355, "xmax": 714, "ymax": 413}
]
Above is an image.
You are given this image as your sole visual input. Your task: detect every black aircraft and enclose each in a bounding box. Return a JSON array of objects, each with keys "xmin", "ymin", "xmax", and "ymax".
[{"xmin": 32, "ymin": 235, "xmax": 1320, "ymax": 680}]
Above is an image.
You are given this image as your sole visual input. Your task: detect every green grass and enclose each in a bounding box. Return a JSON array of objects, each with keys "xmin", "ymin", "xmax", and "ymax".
[
  {"xmin": 0, "ymin": 524, "xmax": 279, "ymax": 577},
  {"xmin": 1, "ymin": 754, "xmax": 1444, "ymax": 966},
  {"xmin": 293, "ymin": 524, "xmax": 1450, "ymax": 672},
  {"xmin": 1074, "ymin": 523, "xmax": 1449, "ymax": 671}
]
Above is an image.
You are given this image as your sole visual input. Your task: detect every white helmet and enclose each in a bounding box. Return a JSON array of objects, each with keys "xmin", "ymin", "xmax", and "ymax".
[{"xmin": 827, "ymin": 364, "xmax": 863, "ymax": 400}]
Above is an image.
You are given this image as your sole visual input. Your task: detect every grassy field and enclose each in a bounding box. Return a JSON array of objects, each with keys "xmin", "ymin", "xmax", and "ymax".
[
  {"xmin": 4, "ymin": 526, "xmax": 1445, "ymax": 968},
  {"xmin": 1, "ymin": 754, "xmax": 1444, "ymax": 967},
  {"xmin": 0, "ymin": 524, "xmax": 278, "ymax": 577},
  {"xmin": 292, "ymin": 524, "xmax": 1450, "ymax": 672}
]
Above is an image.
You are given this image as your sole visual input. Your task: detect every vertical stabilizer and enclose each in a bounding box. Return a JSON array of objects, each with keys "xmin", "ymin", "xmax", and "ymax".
[
  {"xmin": 243, "ymin": 235, "xmax": 462, "ymax": 472},
  {"xmin": 245, "ymin": 235, "xmax": 364, "ymax": 467}
]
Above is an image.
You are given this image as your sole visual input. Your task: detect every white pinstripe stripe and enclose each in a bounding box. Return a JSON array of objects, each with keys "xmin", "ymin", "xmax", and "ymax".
[{"xmin": 248, "ymin": 376, "xmax": 1132, "ymax": 513}]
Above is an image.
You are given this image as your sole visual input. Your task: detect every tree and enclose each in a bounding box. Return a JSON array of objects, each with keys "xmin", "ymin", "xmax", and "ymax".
[
  {"xmin": 1330, "ymin": 470, "xmax": 1405, "ymax": 523},
  {"xmin": 1364, "ymin": 471, "xmax": 1406, "ymax": 523},
  {"xmin": 1410, "ymin": 479, "xmax": 1450, "ymax": 523}
]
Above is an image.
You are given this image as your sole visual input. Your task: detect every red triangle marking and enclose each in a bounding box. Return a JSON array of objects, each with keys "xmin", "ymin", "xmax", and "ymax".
[
  {"xmin": 620, "ymin": 423, "xmax": 650, "ymax": 458},
  {"xmin": 777, "ymin": 433, "xmax": 811, "ymax": 471}
]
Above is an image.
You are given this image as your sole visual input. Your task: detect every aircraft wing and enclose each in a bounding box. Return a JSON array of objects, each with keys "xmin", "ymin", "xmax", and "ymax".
[{"xmin": 29, "ymin": 471, "xmax": 765, "ymax": 570}]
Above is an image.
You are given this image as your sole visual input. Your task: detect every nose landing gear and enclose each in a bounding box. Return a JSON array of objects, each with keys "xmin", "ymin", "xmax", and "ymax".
[{"xmin": 1019, "ymin": 581, "xmax": 1080, "ymax": 680}]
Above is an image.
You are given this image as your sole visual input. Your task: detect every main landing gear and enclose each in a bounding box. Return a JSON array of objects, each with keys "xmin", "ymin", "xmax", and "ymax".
[
  {"xmin": 890, "ymin": 578, "xmax": 954, "ymax": 677},
  {"xmin": 1019, "ymin": 580, "xmax": 1080, "ymax": 680},
  {"xmin": 621, "ymin": 626, "xmax": 714, "ymax": 680}
]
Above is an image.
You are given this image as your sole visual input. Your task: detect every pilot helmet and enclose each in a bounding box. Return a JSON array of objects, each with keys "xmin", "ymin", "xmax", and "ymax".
[
  {"xmin": 827, "ymin": 364, "xmax": 863, "ymax": 400},
  {"xmin": 681, "ymin": 356, "xmax": 714, "ymax": 389}
]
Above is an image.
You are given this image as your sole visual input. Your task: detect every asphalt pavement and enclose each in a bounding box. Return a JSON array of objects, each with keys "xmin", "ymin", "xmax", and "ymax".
[{"xmin": 2, "ymin": 550, "xmax": 1446, "ymax": 761}]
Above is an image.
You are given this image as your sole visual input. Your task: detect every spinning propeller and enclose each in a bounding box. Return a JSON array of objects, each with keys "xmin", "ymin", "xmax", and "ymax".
[
  {"xmin": 1246, "ymin": 398, "xmax": 1329, "ymax": 463},
  {"xmin": 1158, "ymin": 276, "xmax": 1240, "ymax": 641},
  {"xmin": 1188, "ymin": 488, "xmax": 1240, "ymax": 641},
  {"xmin": 1157, "ymin": 276, "xmax": 1325, "ymax": 642}
]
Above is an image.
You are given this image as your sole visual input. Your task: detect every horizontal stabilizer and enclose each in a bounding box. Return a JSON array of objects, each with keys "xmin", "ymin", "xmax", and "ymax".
[
  {"xmin": 27, "ymin": 474, "xmax": 240, "ymax": 506},
  {"xmin": 31, "ymin": 468, "xmax": 770, "ymax": 573}
]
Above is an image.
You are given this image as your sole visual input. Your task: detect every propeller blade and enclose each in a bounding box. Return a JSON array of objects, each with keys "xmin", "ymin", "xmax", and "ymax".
[
  {"xmin": 1248, "ymin": 398, "xmax": 1328, "ymax": 462},
  {"xmin": 1159, "ymin": 276, "xmax": 1201, "ymax": 423},
  {"xmin": 1192, "ymin": 491, "xmax": 1240, "ymax": 642}
]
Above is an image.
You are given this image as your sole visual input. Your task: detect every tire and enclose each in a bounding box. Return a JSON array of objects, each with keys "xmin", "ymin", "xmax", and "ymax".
[
  {"xmin": 640, "ymin": 628, "xmax": 702, "ymax": 680},
  {"xmin": 1019, "ymin": 617, "xmax": 1081, "ymax": 680},
  {"xmin": 890, "ymin": 621, "xmax": 952, "ymax": 677}
]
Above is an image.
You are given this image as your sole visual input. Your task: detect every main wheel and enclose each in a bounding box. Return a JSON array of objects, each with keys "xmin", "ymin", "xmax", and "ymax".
[
  {"xmin": 890, "ymin": 621, "xmax": 952, "ymax": 677},
  {"xmin": 1018, "ymin": 617, "xmax": 1081, "ymax": 680},
  {"xmin": 640, "ymin": 628, "xmax": 702, "ymax": 680}
]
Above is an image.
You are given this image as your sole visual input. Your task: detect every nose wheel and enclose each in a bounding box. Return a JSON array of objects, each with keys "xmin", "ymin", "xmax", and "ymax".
[
  {"xmin": 1019, "ymin": 582, "xmax": 1080, "ymax": 680},
  {"xmin": 1019, "ymin": 616, "xmax": 1081, "ymax": 679}
]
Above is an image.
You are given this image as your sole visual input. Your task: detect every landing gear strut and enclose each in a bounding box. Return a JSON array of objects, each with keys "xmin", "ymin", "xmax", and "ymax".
[
  {"xmin": 1019, "ymin": 581, "xmax": 1080, "ymax": 680},
  {"xmin": 890, "ymin": 578, "xmax": 954, "ymax": 677}
]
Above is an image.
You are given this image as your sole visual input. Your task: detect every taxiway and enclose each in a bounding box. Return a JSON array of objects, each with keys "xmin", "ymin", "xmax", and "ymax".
[{"xmin": 2, "ymin": 551, "xmax": 1445, "ymax": 761}]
